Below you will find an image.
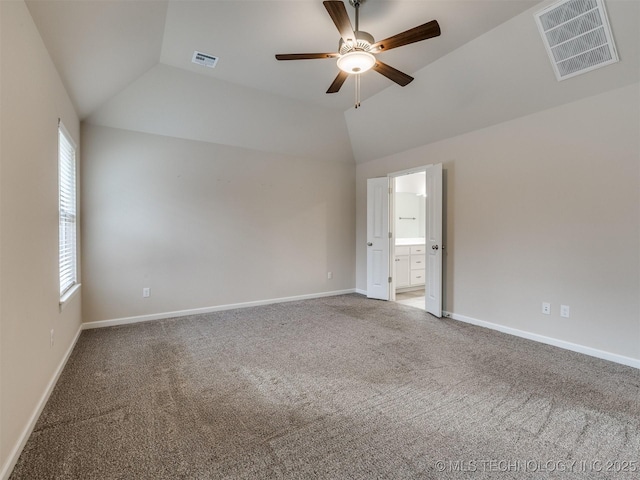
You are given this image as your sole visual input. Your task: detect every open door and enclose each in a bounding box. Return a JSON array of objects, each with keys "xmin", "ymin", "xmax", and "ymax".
[
  {"xmin": 366, "ymin": 177, "xmax": 390, "ymax": 300},
  {"xmin": 425, "ymin": 164, "xmax": 443, "ymax": 316}
]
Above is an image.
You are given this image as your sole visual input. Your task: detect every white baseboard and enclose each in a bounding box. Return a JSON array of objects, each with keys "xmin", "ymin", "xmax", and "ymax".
[
  {"xmin": 83, "ymin": 289, "xmax": 357, "ymax": 330},
  {"xmin": 443, "ymin": 311, "xmax": 640, "ymax": 370},
  {"xmin": 1, "ymin": 325, "xmax": 83, "ymax": 480},
  {"xmin": 355, "ymin": 288, "xmax": 367, "ymax": 296}
]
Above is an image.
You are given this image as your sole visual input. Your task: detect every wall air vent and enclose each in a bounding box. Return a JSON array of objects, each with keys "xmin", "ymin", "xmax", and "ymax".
[
  {"xmin": 192, "ymin": 51, "xmax": 219, "ymax": 68},
  {"xmin": 534, "ymin": 0, "xmax": 618, "ymax": 81}
]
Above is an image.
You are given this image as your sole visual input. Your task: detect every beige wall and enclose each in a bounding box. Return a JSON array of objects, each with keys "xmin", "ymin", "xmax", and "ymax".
[
  {"xmin": 81, "ymin": 124, "xmax": 355, "ymax": 323},
  {"xmin": 1, "ymin": 1, "xmax": 81, "ymax": 476},
  {"xmin": 356, "ymin": 83, "xmax": 640, "ymax": 361},
  {"xmin": 86, "ymin": 63, "xmax": 355, "ymax": 165}
]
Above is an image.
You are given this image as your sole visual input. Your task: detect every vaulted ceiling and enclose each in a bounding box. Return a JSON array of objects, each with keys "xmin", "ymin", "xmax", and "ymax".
[
  {"xmin": 26, "ymin": 0, "xmax": 541, "ymax": 118},
  {"xmin": 24, "ymin": 0, "xmax": 639, "ymax": 164}
]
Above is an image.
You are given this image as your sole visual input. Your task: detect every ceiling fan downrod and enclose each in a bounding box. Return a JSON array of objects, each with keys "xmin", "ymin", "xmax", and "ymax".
[
  {"xmin": 350, "ymin": 0, "xmax": 365, "ymax": 109},
  {"xmin": 350, "ymin": 0, "xmax": 362, "ymax": 32}
]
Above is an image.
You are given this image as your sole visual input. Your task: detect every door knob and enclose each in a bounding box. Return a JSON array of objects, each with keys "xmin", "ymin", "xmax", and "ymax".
[
  {"xmin": 367, "ymin": 242, "xmax": 373, "ymax": 246},
  {"xmin": 432, "ymin": 245, "xmax": 439, "ymax": 250}
]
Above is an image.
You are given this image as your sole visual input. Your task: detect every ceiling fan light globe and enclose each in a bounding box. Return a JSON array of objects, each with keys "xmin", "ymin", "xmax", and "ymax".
[{"xmin": 337, "ymin": 51, "xmax": 375, "ymax": 74}]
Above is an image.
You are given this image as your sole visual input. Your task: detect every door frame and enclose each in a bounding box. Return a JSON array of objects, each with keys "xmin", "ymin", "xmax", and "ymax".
[{"xmin": 387, "ymin": 165, "xmax": 432, "ymax": 302}]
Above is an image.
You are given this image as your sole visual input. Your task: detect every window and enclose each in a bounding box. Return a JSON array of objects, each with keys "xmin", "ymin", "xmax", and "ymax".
[{"xmin": 58, "ymin": 121, "xmax": 78, "ymax": 299}]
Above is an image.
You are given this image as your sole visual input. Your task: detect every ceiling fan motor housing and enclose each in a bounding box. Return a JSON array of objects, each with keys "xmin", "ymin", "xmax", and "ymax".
[{"xmin": 339, "ymin": 30, "xmax": 374, "ymax": 54}]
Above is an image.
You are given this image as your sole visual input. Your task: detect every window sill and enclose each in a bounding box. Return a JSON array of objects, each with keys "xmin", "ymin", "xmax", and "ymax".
[{"xmin": 59, "ymin": 283, "xmax": 81, "ymax": 311}]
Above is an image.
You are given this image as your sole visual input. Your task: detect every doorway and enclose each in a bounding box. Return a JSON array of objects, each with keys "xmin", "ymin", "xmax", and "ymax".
[
  {"xmin": 366, "ymin": 164, "xmax": 443, "ymax": 316},
  {"xmin": 392, "ymin": 171, "xmax": 427, "ymax": 309}
]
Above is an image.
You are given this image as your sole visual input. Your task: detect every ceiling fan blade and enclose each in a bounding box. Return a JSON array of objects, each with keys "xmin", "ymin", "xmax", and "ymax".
[
  {"xmin": 326, "ymin": 71, "xmax": 349, "ymax": 94},
  {"xmin": 370, "ymin": 20, "xmax": 440, "ymax": 53},
  {"xmin": 373, "ymin": 61, "xmax": 414, "ymax": 87},
  {"xmin": 276, "ymin": 53, "xmax": 339, "ymax": 60},
  {"xmin": 323, "ymin": 1, "xmax": 355, "ymax": 43}
]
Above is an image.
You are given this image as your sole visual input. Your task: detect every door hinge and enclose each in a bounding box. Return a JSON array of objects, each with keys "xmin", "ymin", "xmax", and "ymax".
[
  {"xmin": 388, "ymin": 277, "xmax": 392, "ymax": 283},
  {"xmin": 389, "ymin": 232, "xmax": 392, "ymax": 239}
]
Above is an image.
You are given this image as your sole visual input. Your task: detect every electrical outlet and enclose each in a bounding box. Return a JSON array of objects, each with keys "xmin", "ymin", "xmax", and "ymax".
[
  {"xmin": 143, "ymin": 287, "xmax": 150, "ymax": 298},
  {"xmin": 560, "ymin": 305, "xmax": 570, "ymax": 318},
  {"xmin": 327, "ymin": 272, "xmax": 333, "ymax": 279},
  {"xmin": 542, "ymin": 302, "xmax": 551, "ymax": 315},
  {"xmin": 50, "ymin": 329, "xmax": 54, "ymax": 348}
]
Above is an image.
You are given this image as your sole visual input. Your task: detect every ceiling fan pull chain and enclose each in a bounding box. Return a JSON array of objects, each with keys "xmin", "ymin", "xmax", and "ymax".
[{"xmin": 352, "ymin": 1, "xmax": 363, "ymax": 109}]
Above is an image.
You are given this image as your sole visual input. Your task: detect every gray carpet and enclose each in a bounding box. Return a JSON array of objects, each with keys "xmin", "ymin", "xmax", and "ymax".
[{"xmin": 10, "ymin": 294, "xmax": 640, "ymax": 479}]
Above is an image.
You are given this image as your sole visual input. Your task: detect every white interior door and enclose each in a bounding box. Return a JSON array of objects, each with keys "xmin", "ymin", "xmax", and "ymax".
[
  {"xmin": 367, "ymin": 177, "xmax": 390, "ymax": 300},
  {"xmin": 425, "ymin": 164, "xmax": 443, "ymax": 316}
]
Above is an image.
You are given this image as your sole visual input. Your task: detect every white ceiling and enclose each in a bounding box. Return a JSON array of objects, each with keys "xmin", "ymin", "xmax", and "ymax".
[
  {"xmin": 25, "ymin": 0, "xmax": 638, "ymax": 165},
  {"xmin": 26, "ymin": 0, "xmax": 542, "ymax": 118},
  {"xmin": 345, "ymin": 0, "xmax": 640, "ymax": 162},
  {"xmin": 26, "ymin": 0, "xmax": 168, "ymax": 119}
]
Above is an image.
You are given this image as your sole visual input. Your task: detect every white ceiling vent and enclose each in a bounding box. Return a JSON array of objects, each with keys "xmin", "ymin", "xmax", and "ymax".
[
  {"xmin": 192, "ymin": 51, "xmax": 219, "ymax": 68},
  {"xmin": 535, "ymin": 0, "xmax": 618, "ymax": 81}
]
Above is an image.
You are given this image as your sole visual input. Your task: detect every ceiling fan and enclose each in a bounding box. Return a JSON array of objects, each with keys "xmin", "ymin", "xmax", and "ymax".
[{"xmin": 275, "ymin": 0, "xmax": 441, "ymax": 108}]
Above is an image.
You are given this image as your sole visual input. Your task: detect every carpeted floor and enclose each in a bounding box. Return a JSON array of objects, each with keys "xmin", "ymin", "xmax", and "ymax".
[{"xmin": 10, "ymin": 294, "xmax": 640, "ymax": 479}]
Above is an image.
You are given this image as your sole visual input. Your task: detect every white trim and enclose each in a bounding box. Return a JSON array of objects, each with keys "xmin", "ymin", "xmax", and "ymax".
[
  {"xmin": 59, "ymin": 283, "xmax": 81, "ymax": 311},
  {"xmin": 387, "ymin": 165, "xmax": 432, "ymax": 306},
  {"xmin": 443, "ymin": 311, "xmax": 640, "ymax": 370},
  {"xmin": 1, "ymin": 325, "xmax": 83, "ymax": 480},
  {"xmin": 57, "ymin": 119, "xmax": 77, "ymax": 149},
  {"xmin": 58, "ymin": 121, "xmax": 78, "ymax": 298},
  {"xmin": 82, "ymin": 289, "xmax": 356, "ymax": 330},
  {"xmin": 355, "ymin": 288, "xmax": 368, "ymax": 296},
  {"xmin": 388, "ymin": 165, "xmax": 432, "ymax": 177}
]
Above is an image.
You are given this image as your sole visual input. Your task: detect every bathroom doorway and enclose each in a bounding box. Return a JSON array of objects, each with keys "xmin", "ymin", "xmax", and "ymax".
[
  {"xmin": 366, "ymin": 163, "xmax": 442, "ymax": 315},
  {"xmin": 391, "ymin": 171, "xmax": 427, "ymax": 309}
]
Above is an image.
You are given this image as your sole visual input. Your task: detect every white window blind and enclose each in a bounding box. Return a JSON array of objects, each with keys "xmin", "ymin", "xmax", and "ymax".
[{"xmin": 59, "ymin": 122, "xmax": 77, "ymax": 297}]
